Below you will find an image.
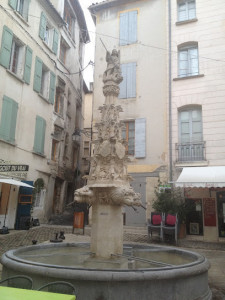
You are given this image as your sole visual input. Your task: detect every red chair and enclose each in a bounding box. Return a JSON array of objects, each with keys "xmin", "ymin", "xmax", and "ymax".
[
  {"xmin": 147, "ymin": 212, "xmax": 163, "ymax": 241},
  {"xmin": 162, "ymin": 214, "xmax": 178, "ymax": 244}
]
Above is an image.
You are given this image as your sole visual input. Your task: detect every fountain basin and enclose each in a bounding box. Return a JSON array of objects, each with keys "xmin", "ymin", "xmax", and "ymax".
[{"xmin": 1, "ymin": 243, "xmax": 211, "ymax": 300}]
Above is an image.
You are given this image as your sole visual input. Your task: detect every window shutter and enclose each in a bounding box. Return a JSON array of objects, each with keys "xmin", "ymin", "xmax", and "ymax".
[
  {"xmin": 0, "ymin": 96, "xmax": 18, "ymax": 143},
  {"xmin": 119, "ymin": 12, "xmax": 128, "ymax": 45},
  {"xmin": 33, "ymin": 57, "xmax": 42, "ymax": 92},
  {"xmin": 23, "ymin": 0, "xmax": 31, "ymax": 21},
  {"xmin": 24, "ymin": 46, "xmax": 33, "ymax": 84},
  {"xmin": 9, "ymin": 99, "xmax": 18, "ymax": 143},
  {"xmin": 0, "ymin": 26, "xmax": 13, "ymax": 69},
  {"xmin": 39, "ymin": 12, "xmax": 46, "ymax": 40},
  {"xmin": 135, "ymin": 118, "xmax": 146, "ymax": 158},
  {"xmin": 128, "ymin": 11, "xmax": 137, "ymax": 44},
  {"xmin": 8, "ymin": 0, "xmax": 17, "ymax": 10},
  {"xmin": 119, "ymin": 64, "xmax": 127, "ymax": 98},
  {"xmin": 52, "ymin": 29, "xmax": 59, "ymax": 55},
  {"xmin": 127, "ymin": 62, "xmax": 136, "ymax": 98},
  {"xmin": 49, "ymin": 72, "xmax": 56, "ymax": 104},
  {"xmin": 33, "ymin": 116, "xmax": 46, "ymax": 155}
]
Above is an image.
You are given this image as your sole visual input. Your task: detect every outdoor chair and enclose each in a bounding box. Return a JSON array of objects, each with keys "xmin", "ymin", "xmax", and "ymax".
[
  {"xmin": 162, "ymin": 213, "xmax": 178, "ymax": 244},
  {"xmin": 0, "ymin": 275, "xmax": 33, "ymax": 289},
  {"xmin": 147, "ymin": 212, "xmax": 163, "ymax": 241},
  {"xmin": 37, "ymin": 281, "xmax": 76, "ymax": 295}
]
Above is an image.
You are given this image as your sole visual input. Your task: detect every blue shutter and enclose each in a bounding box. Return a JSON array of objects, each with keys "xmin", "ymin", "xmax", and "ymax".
[
  {"xmin": 24, "ymin": 46, "xmax": 33, "ymax": 84},
  {"xmin": 0, "ymin": 26, "xmax": 13, "ymax": 69},
  {"xmin": 119, "ymin": 64, "xmax": 127, "ymax": 98},
  {"xmin": 8, "ymin": 0, "xmax": 17, "ymax": 10},
  {"xmin": 39, "ymin": 12, "xmax": 46, "ymax": 40},
  {"xmin": 128, "ymin": 10, "xmax": 137, "ymax": 44},
  {"xmin": 33, "ymin": 116, "xmax": 46, "ymax": 155},
  {"xmin": 119, "ymin": 12, "xmax": 128, "ymax": 45},
  {"xmin": 127, "ymin": 62, "xmax": 136, "ymax": 98},
  {"xmin": 49, "ymin": 72, "xmax": 56, "ymax": 104},
  {"xmin": 33, "ymin": 57, "xmax": 42, "ymax": 92},
  {"xmin": 135, "ymin": 118, "xmax": 146, "ymax": 158},
  {"xmin": 0, "ymin": 96, "xmax": 18, "ymax": 143},
  {"xmin": 52, "ymin": 29, "xmax": 59, "ymax": 55}
]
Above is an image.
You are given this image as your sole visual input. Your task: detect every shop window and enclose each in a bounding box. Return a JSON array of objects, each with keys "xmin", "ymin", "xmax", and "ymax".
[{"xmin": 185, "ymin": 198, "xmax": 203, "ymax": 235}]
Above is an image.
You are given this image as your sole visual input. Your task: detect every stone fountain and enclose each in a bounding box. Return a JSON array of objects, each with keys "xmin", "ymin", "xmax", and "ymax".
[
  {"xmin": 74, "ymin": 48, "xmax": 141, "ymax": 263},
  {"xmin": 1, "ymin": 50, "xmax": 212, "ymax": 300}
]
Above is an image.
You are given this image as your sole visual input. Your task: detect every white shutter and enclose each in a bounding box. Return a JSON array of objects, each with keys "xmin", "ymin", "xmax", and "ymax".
[
  {"xmin": 119, "ymin": 13, "xmax": 128, "ymax": 45},
  {"xmin": 127, "ymin": 62, "xmax": 136, "ymax": 98},
  {"xmin": 135, "ymin": 118, "xmax": 146, "ymax": 158}
]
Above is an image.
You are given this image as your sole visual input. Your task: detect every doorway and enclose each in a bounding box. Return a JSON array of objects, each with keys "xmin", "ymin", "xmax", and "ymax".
[{"xmin": 217, "ymin": 192, "xmax": 225, "ymax": 238}]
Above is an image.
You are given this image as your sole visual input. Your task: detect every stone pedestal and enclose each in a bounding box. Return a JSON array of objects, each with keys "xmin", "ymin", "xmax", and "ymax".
[{"xmin": 90, "ymin": 203, "xmax": 123, "ymax": 258}]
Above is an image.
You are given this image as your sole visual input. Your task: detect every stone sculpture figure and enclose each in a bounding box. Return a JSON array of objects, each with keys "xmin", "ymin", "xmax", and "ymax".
[{"xmin": 103, "ymin": 50, "xmax": 123, "ymax": 85}]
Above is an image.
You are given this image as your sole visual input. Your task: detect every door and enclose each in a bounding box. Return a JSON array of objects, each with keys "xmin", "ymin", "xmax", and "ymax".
[
  {"xmin": 124, "ymin": 175, "xmax": 146, "ymax": 226},
  {"xmin": 15, "ymin": 181, "xmax": 33, "ymax": 230},
  {"xmin": 217, "ymin": 192, "xmax": 225, "ymax": 238}
]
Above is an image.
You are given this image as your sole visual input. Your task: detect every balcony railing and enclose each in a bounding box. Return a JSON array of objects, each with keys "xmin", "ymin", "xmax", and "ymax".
[{"xmin": 176, "ymin": 141, "xmax": 206, "ymax": 162}]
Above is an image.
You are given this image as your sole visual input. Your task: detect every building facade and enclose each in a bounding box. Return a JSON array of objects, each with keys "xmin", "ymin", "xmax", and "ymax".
[
  {"xmin": 89, "ymin": 0, "xmax": 168, "ymax": 226},
  {"xmin": 0, "ymin": 0, "xmax": 89, "ymax": 229},
  {"xmin": 170, "ymin": 0, "xmax": 225, "ymax": 242}
]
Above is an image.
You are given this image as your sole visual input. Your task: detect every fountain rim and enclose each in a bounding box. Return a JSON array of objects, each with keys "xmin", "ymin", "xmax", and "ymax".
[{"xmin": 1, "ymin": 242, "xmax": 210, "ymax": 281}]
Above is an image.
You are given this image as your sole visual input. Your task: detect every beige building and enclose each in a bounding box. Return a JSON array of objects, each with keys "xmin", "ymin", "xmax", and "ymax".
[
  {"xmin": 89, "ymin": 0, "xmax": 168, "ymax": 226},
  {"xmin": 170, "ymin": 0, "xmax": 225, "ymax": 241},
  {"xmin": 0, "ymin": 0, "xmax": 89, "ymax": 229}
]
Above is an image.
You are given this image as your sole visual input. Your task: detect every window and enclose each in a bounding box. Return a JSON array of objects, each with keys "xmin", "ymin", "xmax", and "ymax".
[
  {"xmin": 33, "ymin": 116, "xmax": 46, "ymax": 155},
  {"xmin": 0, "ymin": 26, "xmax": 32, "ymax": 83},
  {"xmin": 54, "ymin": 88, "xmax": 64, "ymax": 116},
  {"xmin": 178, "ymin": 107, "xmax": 204, "ymax": 161},
  {"xmin": 8, "ymin": 0, "xmax": 30, "ymax": 21},
  {"xmin": 59, "ymin": 38, "xmax": 69, "ymax": 65},
  {"xmin": 178, "ymin": 44, "xmax": 198, "ymax": 77},
  {"xmin": 119, "ymin": 10, "xmax": 137, "ymax": 45},
  {"xmin": 121, "ymin": 118, "xmax": 146, "ymax": 158},
  {"xmin": 0, "ymin": 96, "xmax": 18, "ymax": 143},
  {"xmin": 83, "ymin": 141, "xmax": 90, "ymax": 157},
  {"xmin": 122, "ymin": 121, "xmax": 135, "ymax": 155},
  {"xmin": 39, "ymin": 12, "xmax": 59, "ymax": 54},
  {"xmin": 33, "ymin": 56, "xmax": 56, "ymax": 103},
  {"xmin": 178, "ymin": 0, "xmax": 196, "ymax": 22},
  {"xmin": 51, "ymin": 139, "xmax": 59, "ymax": 161},
  {"xmin": 64, "ymin": 1, "xmax": 75, "ymax": 40},
  {"xmin": 119, "ymin": 62, "xmax": 136, "ymax": 99}
]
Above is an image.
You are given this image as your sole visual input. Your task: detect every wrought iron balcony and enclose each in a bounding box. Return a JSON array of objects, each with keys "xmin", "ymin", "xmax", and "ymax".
[{"xmin": 176, "ymin": 141, "xmax": 206, "ymax": 162}]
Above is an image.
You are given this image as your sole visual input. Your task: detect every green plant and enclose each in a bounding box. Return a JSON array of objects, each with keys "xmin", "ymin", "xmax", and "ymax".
[{"xmin": 152, "ymin": 181, "xmax": 194, "ymax": 223}]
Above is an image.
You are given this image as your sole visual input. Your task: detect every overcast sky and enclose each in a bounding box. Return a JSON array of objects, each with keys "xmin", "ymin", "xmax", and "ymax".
[{"xmin": 80, "ymin": 0, "xmax": 104, "ymax": 86}]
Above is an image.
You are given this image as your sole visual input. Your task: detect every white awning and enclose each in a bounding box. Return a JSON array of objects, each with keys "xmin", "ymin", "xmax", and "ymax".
[
  {"xmin": 175, "ymin": 166, "xmax": 225, "ymax": 188},
  {"xmin": 0, "ymin": 178, "xmax": 34, "ymax": 188}
]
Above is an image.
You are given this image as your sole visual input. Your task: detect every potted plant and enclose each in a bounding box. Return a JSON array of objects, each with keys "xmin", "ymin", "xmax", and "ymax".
[{"xmin": 152, "ymin": 182, "xmax": 194, "ymax": 239}]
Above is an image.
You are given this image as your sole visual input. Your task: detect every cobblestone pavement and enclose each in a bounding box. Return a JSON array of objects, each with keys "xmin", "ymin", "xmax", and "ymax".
[{"xmin": 0, "ymin": 225, "xmax": 225, "ymax": 299}]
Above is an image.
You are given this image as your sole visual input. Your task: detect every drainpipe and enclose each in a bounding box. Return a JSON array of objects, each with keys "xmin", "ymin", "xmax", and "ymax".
[{"xmin": 168, "ymin": 0, "xmax": 173, "ymax": 183}]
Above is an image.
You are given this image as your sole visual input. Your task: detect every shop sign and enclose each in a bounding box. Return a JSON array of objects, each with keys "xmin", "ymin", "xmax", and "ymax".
[
  {"xmin": 0, "ymin": 159, "xmax": 29, "ymax": 179},
  {"xmin": 203, "ymin": 198, "xmax": 217, "ymax": 226}
]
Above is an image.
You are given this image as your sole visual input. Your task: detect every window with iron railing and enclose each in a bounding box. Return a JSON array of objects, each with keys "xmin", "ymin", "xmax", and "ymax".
[{"xmin": 177, "ymin": 107, "xmax": 205, "ymax": 162}]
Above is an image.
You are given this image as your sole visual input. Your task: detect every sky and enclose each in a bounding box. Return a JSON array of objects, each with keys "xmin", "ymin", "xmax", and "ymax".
[{"xmin": 80, "ymin": 0, "xmax": 104, "ymax": 86}]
